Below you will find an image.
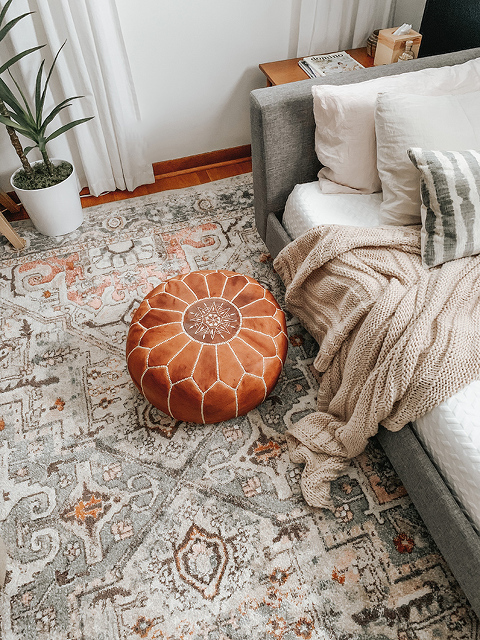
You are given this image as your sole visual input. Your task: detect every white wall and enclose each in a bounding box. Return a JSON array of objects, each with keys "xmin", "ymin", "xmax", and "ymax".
[
  {"xmin": 115, "ymin": 0, "xmax": 427, "ymax": 166},
  {"xmin": 394, "ymin": 0, "xmax": 427, "ymax": 32},
  {"xmin": 114, "ymin": 0, "xmax": 428, "ymax": 166},
  {"xmin": 115, "ymin": 0, "xmax": 300, "ymax": 165}
]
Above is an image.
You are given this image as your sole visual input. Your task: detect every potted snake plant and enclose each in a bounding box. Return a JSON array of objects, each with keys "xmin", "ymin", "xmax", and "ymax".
[{"xmin": 0, "ymin": 0, "xmax": 93, "ymax": 237}]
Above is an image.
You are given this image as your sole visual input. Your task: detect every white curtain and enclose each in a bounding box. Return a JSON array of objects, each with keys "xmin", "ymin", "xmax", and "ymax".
[
  {"xmin": 297, "ymin": 0, "xmax": 397, "ymax": 57},
  {"xmin": 5, "ymin": 0, "xmax": 154, "ymax": 196}
]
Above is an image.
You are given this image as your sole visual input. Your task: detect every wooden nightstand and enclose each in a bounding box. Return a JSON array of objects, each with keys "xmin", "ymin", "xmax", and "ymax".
[{"xmin": 259, "ymin": 47, "xmax": 374, "ymax": 86}]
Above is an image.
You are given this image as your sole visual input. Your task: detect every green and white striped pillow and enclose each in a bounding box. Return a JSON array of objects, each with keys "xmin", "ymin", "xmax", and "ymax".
[{"xmin": 407, "ymin": 148, "xmax": 480, "ymax": 268}]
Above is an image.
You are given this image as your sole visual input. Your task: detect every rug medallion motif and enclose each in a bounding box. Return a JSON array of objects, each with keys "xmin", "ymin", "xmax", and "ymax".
[{"xmin": 0, "ymin": 175, "xmax": 477, "ymax": 639}]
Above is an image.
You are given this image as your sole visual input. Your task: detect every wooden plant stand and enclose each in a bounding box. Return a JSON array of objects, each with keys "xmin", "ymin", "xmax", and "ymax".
[{"xmin": 0, "ymin": 190, "xmax": 26, "ymax": 250}]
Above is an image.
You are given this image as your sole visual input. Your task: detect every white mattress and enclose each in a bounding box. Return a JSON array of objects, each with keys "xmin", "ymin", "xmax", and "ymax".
[
  {"xmin": 284, "ymin": 181, "xmax": 480, "ymax": 533},
  {"xmin": 414, "ymin": 383, "xmax": 480, "ymax": 534},
  {"xmin": 283, "ymin": 181, "xmax": 383, "ymax": 239}
]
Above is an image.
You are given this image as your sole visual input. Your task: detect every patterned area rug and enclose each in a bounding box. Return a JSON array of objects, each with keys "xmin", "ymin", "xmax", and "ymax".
[{"xmin": 0, "ymin": 174, "xmax": 477, "ymax": 639}]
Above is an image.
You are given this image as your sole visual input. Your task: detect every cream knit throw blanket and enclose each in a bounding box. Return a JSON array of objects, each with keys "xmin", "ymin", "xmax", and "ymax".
[{"xmin": 274, "ymin": 224, "xmax": 480, "ymax": 508}]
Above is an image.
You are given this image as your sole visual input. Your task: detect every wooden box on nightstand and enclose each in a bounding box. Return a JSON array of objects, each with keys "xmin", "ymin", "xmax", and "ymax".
[{"xmin": 374, "ymin": 28, "xmax": 422, "ymax": 65}]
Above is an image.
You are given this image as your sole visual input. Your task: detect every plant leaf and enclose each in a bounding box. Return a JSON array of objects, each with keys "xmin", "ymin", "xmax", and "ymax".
[
  {"xmin": 34, "ymin": 59, "xmax": 45, "ymax": 125},
  {"xmin": 38, "ymin": 41, "xmax": 66, "ymax": 120},
  {"xmin": 41, "ymin": 95, "xmax": 83, "ymax": 132},
  {"xmin": 7, "ymin": 69, "xmax": 34, "ymax": 121},
  {"xmin": 0, "ymin": 45, "xmax": 45, "ymax": 75},
  {"xmin": 24, "ymin": 145, "xmax": 37, "ymax": 155},
  {"xmin": 0, "ymin": 76, "xmax": 35, "ymax": 126},
  {"xmin": 0, "ymin": 0, "xmax": 16, "ymax": 26},
  {"xmin": 2, "ymin": 107, "xmax": 34, "ymax": 130},
  {"xmin": 0, "ymin": 11, "xmax": 34, "ymax": 43},
  {"xmin": 44, "ymin": 116, "xmax": 93, "ymax": 143},
  {"xmin": 0, "ymin": 114, "xmax": 34, "ymax": 139}
]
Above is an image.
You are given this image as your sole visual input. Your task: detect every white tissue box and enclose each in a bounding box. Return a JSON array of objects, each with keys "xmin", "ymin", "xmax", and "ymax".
[{"xmin": 373, "ymin": 27, "xmax": 422, "ymax": 65}]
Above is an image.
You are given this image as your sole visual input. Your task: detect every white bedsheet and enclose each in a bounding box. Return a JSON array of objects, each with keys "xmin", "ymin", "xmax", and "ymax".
[{"xmin": 283, "ymin": 181, "xmax": 480, "ymax": 533}]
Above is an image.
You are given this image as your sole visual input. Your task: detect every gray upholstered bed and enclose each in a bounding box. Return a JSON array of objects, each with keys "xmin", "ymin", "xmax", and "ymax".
[{"xmin": 250, "ymin": 47, "xmax": 480, "ymax": 618}]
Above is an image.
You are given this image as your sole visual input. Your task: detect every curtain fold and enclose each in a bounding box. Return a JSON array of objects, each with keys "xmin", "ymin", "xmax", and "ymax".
[
  {"xmin": 297, "ymin": 0, "xmax": 397, "ymax": 57},
  {"xmin": 5, "ymin": 0, "xmax": 154, "ymax": 196}
]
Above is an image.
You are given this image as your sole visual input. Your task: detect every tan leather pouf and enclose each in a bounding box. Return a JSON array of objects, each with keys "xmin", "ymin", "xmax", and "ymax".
[{"xmin": 126, "ymin": 269, "xmax": 288, "ymax": 424}]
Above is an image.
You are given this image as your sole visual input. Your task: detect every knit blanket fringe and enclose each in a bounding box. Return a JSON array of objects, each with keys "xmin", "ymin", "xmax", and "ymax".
[{"xmin": 274, "ymin": 224, "xmax": 480, "ymax": 508}]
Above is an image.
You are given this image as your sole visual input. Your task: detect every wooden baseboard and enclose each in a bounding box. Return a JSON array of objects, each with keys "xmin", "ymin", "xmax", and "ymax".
[
  {"xmin": 153, "ymin": 145, "xmax": 251, "ymax": 178},
  {"xmin": 5, "ymin": 145, "xmax": 253, "ymax": 216}
]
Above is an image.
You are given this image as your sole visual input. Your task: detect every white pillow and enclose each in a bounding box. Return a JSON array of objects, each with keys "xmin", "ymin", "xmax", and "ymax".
[
  {"xmin": 375, "ymin": 91, "xmax": 480, "ymax": 225},
  {"xmin": 312, "ymin": 58, "xmax": 480, "ymax": 194}
]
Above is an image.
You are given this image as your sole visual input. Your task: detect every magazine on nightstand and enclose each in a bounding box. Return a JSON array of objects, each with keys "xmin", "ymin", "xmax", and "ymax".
[{"xmin": 298, "ymin": 51, "xmax": 364, "ymax": 77}]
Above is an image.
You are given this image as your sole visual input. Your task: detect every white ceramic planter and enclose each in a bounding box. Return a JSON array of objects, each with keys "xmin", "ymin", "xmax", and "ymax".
[{"xmin": 11, "ymin": 159, "xmax": 84, "ymax": 237}]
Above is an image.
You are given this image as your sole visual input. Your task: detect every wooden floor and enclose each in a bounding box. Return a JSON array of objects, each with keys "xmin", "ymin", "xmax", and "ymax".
[{"xmin": 6, "ymin": 146, "xmax": 252, "ymax": 221}]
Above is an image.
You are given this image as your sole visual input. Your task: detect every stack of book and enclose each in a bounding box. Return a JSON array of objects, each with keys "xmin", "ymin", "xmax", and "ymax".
[{"xmin": 298, "ymin": 51, "xmax": 364, "ymax": 78}]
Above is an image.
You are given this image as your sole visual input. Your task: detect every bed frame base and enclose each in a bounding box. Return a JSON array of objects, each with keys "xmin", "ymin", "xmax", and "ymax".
[{"xmin": 250, "ymin": 49, "xmax": 480, "ymax": 616}]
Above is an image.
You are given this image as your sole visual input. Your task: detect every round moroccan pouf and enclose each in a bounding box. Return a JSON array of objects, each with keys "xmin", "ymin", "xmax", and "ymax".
[{"xmin": 126, "ymin": 269, "xmax": 288, "ymax": 424}]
